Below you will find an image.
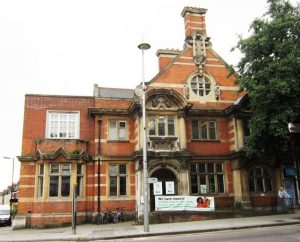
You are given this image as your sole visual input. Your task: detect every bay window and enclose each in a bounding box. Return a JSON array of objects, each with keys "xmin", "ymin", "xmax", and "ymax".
[
  {"xmin": 49, "ymin": 163, "xmax": 71, "ymax": 197},
  {"xmin": 148, "ymin": 115, "xmax": 175, "ymax": 136}
]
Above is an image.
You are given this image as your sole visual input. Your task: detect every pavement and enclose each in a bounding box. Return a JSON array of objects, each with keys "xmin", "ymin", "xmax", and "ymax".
[{"xmin": 1, "ymin": 210, "xmax": 300, "ymax": 242}]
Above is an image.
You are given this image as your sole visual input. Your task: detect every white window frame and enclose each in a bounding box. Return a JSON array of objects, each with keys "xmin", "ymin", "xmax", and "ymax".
[
  {"xmin": 108, "ymin": 120, "xmax": 128, "ymax": 140},
  {"xmin": 148, "ymin": 115, "xmax": 176, "ymax": 137},
  {"xmin": 46, "ymin": 111, "xmax": 80, "ymax": 139},
  {"xmin": 191, "ymin": 75, "xmax": 211, "ymax": 96}
]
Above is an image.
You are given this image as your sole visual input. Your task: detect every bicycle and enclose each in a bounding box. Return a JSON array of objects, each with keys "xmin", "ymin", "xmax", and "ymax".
[
  {"xmin": 103, "ymin": 209, "xmax": 118, "ymax": 224},
  {"xmin": 116, "ymin": 207, "xmax": 126, "ymax": 222}
]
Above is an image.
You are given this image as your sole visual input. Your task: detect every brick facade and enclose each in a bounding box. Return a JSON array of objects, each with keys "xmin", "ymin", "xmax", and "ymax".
[{"xmin": 17, "ymin": 6, "xmax": 280, "ymax": 228}]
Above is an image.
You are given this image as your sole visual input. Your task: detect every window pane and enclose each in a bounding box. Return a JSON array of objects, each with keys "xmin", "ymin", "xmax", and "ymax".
[
  {"xmin": 68, "ymin": 120, "xmax": 76, "ymax": 138},
  {"xmin": 61, "ymin": 176, "xmax": 70, "ymax": 196},
  {"xmin": 167, "ymin": 117, "xmax": 175, "ymax": 136},
  {"xmin": 77, "ymin": 164, "xmax": 83, "ymax": 175},
  {"xmin": 249, "ymin": 177, "xmax": 255, "ymax": 192},
  {"xmin": 50, "ymin": 119, "xmax": 58, "ymax": 138},
  {"xmin": 61, "ymin": 164, "xmax": 70, "ymax": 174},
  {"xmin": 120, "ymin": 177, "xmax": 126, "ymax": 195},
  {"xmin": 76, "ymin": 176, "xmax": 82, "ymax": 196},
  {"xmin": 59, "ymin": 119, "xmax": 67, "ymax": 138},
  {"xmin": 39, "ymin": 164, "xmax": 44, "ymax": 175},
  {"xmin": 208, "ymin": 175, "xmax": 215, "ymax": 193},
  {"xmin": 200, "ymin": 175, "xmax": 206, "ymax": 185},
  {"xmin": 216, "ymin": 163, "xmax": 223, "ymax": 173},
  {"xmin": 200, "ymin": 122, "xmax": 208, "ymax": 139},
  {"xmin": 256, "ymin": 177, "xmax": 264, "ymax": 192},
  {"xmin": 110, "ymin": 176, "xmax": 117, "ymax": 196},
  {"xmin": 49, "ymin": 176, "xmax": 59, "ymax": 197},
  {"xmin": 217, "ymin": 175, "xmax": 224, "ymax": 193},
  {"xmin": 109, "ymin": 120, "xmax": 117, "ymax": 140},
  {"xmin": 191, "ymin": 175, "xmax": 198, "ymax": 193},
  {"xmin": 109, "ymin": 165, "xmax": 117, "ymax": 176},
  {"xmin": 265, "ymin": 177, "xmax": 272, "ymax": 192},
  {"xmin": 118, "ymin": 121, "xmax": 126, "ymax": 140},
  {"xmin": 158, "ymin": 117, "xmax": 165, "ymax": 136},
  {"xmin": 148, "ymin": 116, "xmax": 156, "ymax": 136},
  {"xmin": 119, "ymin": 165, "xmax": 126, "ymax": 175},
  {"xmin": 192, "ymin": 121, "xmax": 199, "ymax": 139},
  {"xmin": 207, "ymin": 163, "xmax": 214, "ymax": 173},
  {"xmin": 37, "ymin": 176, "xmax": 43, "ymax": 197},
  {"xmin": 256, "ymin": 168, "xmax": 262, "ymax": 176},
  {"xmin": 199, "ymin": 164, "xmax": 206, "ymax": 173},
  {"xmin": 50, "ymin": 164, "xmax": 59, "ymax": 174},
  {"xmin": 208, "ymin": 122, "xmax": 216, "ymax": 140},
  {"xmin": 191, "ymin": 164, "xmax": 197, "ymax": 173}
]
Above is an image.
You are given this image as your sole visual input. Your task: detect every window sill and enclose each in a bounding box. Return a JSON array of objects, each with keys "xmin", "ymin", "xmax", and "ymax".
[
  {"xmin": 107, "ymin": 140, "xmax": 130, "ymax": 143},
  {"xmin": 36, "ymin": 138, "xmax": 88, "ymax": 144},
  {"xmin": 108, "ymin": 196, "xmax": 130, "ymax": 199},
  {"xmin": 191, "ymin": 139, "xmax": 220, "ymax": 142}
]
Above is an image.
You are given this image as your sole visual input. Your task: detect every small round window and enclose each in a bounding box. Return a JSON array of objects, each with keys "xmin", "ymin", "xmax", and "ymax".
[{"xmin": 191, "ymin": 75, "xmax": 211, "ymax": 96}]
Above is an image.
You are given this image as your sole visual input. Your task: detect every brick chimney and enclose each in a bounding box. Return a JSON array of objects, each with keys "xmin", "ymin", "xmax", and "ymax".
[{"xmin": 181, "ymin": 7, "xmax": 207, "ymax": 38}]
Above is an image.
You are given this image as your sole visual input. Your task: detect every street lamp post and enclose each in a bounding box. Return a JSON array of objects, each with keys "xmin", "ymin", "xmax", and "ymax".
[
  {"xmin": 138, "ymin": 42, "xmax": 151, "ymax": 233},
  {"xmin": 3, "ymin": 156, "xmax": 15, "ymax": 215}
]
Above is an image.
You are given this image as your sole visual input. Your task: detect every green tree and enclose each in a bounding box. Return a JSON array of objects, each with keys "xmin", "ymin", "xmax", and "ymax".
[{"xmin": 233, "ymin": 0, "xmax": 300, "ymax": 163}]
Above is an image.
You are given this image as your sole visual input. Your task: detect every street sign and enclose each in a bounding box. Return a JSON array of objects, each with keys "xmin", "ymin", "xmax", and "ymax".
[{"xmin": 148, "ymin": 177, "xmax": 158, "ymax": 183}]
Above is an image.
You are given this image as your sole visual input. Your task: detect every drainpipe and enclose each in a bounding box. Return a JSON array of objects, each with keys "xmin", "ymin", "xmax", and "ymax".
[{"xmin": 97, "ymin": 119, "xmax": 102, "ymax": 215}]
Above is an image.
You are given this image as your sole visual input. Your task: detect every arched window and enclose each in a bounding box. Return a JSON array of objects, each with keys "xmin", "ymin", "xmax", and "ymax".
[
  {"xmin": 248, "ymin": 167, "xmax": 273, "ymax": 193},
  {"xmin": 191, "ymin": 75, "xmax": 211, "ymax": 96}
]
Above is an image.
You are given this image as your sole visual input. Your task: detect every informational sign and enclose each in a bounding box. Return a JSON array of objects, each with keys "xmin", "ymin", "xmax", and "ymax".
[
  {"xmin": 155, "ymin": 196, "xmax": 215, "ymax": 211},
  {"xmin": 153, "ymin": 182, "xmax": 163, "ymax": 195},
  {"xmin": 165, "ymin": 181, "xmax": 175, "ymax": 195}
]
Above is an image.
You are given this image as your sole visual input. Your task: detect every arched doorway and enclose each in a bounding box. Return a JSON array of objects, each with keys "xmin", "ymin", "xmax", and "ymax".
[{"xmin": 149, "ymin": 168, "xmax": 177, "ymax": 211}]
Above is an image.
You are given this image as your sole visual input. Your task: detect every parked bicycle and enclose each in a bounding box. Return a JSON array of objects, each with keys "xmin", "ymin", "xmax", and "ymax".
[
  {"xmin": 96, "ymin": 208, "xmax": 126, "ymax": 224},
  {"xmin": 116, "ymin": 207, "xmax": 126, "ymax": 222}
]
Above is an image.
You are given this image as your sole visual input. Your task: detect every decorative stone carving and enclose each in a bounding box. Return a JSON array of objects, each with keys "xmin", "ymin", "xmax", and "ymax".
[
  {"xmin": 148, "ymin": 136, "xmax": 179, "ymax": 152},
  {"xmin": 214, "ymin": 85, "xmax": 221, "ymax": 100},
  {"xmin": 183, "ymin": 84, "xmax": 189, "ymax": 100},
  {"xmin": 193, "ymin": 32, "xmax": 206, "ymax": 67},
  {"xmin": 151, "ymin": 95, "xmax": 172, "ymax": 109}
]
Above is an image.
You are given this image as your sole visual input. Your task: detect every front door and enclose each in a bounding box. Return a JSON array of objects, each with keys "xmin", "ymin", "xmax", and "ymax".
[{"xmin": 149, "ymin": 168, "xmax": 177, "ymax": 211}]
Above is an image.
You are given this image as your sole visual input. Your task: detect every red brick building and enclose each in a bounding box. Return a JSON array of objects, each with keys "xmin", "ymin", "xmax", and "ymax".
[{"xmin": 17, "ymin": 6, "xmax": 291, "ymax": 228}]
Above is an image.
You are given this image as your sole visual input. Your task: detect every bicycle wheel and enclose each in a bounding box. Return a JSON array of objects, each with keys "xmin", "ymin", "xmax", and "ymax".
[{"xmin": 113, "ymin": 213, "xmax": 118, "ymax": 223}]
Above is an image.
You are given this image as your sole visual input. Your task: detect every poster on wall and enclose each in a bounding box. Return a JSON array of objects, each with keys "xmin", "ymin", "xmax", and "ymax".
[
  {"xmin": 165, "ymin": 181, "xmax": 175, "ymax": 195},
  {"xmin": 153, "ymin": 182, "xmax": 163, "ymax": 195},
  {"xmin": 155, "ymin": 196, "xmax": 215, "ymax": 211},
  {"xmin": 200, "ymin": 185, "xmax": 207, "ymax": 193}
]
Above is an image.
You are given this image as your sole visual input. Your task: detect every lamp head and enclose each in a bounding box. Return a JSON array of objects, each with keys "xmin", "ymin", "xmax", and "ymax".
[{"xmin": 138, "ymin": 43, "xmax": 151, "ymax": 50}]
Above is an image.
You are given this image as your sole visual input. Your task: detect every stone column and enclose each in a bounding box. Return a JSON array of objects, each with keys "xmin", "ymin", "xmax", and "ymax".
[
  {"xmin": 233, "ymin": 167, "xmax": 251, "ymax": 208},
  {"xmin": 178, "ymin": 114, "xmax": 186, "ymax": 150},
  {"xmin": 236, "ymin": 119, "xmax": 245, "ymax": 150}
]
